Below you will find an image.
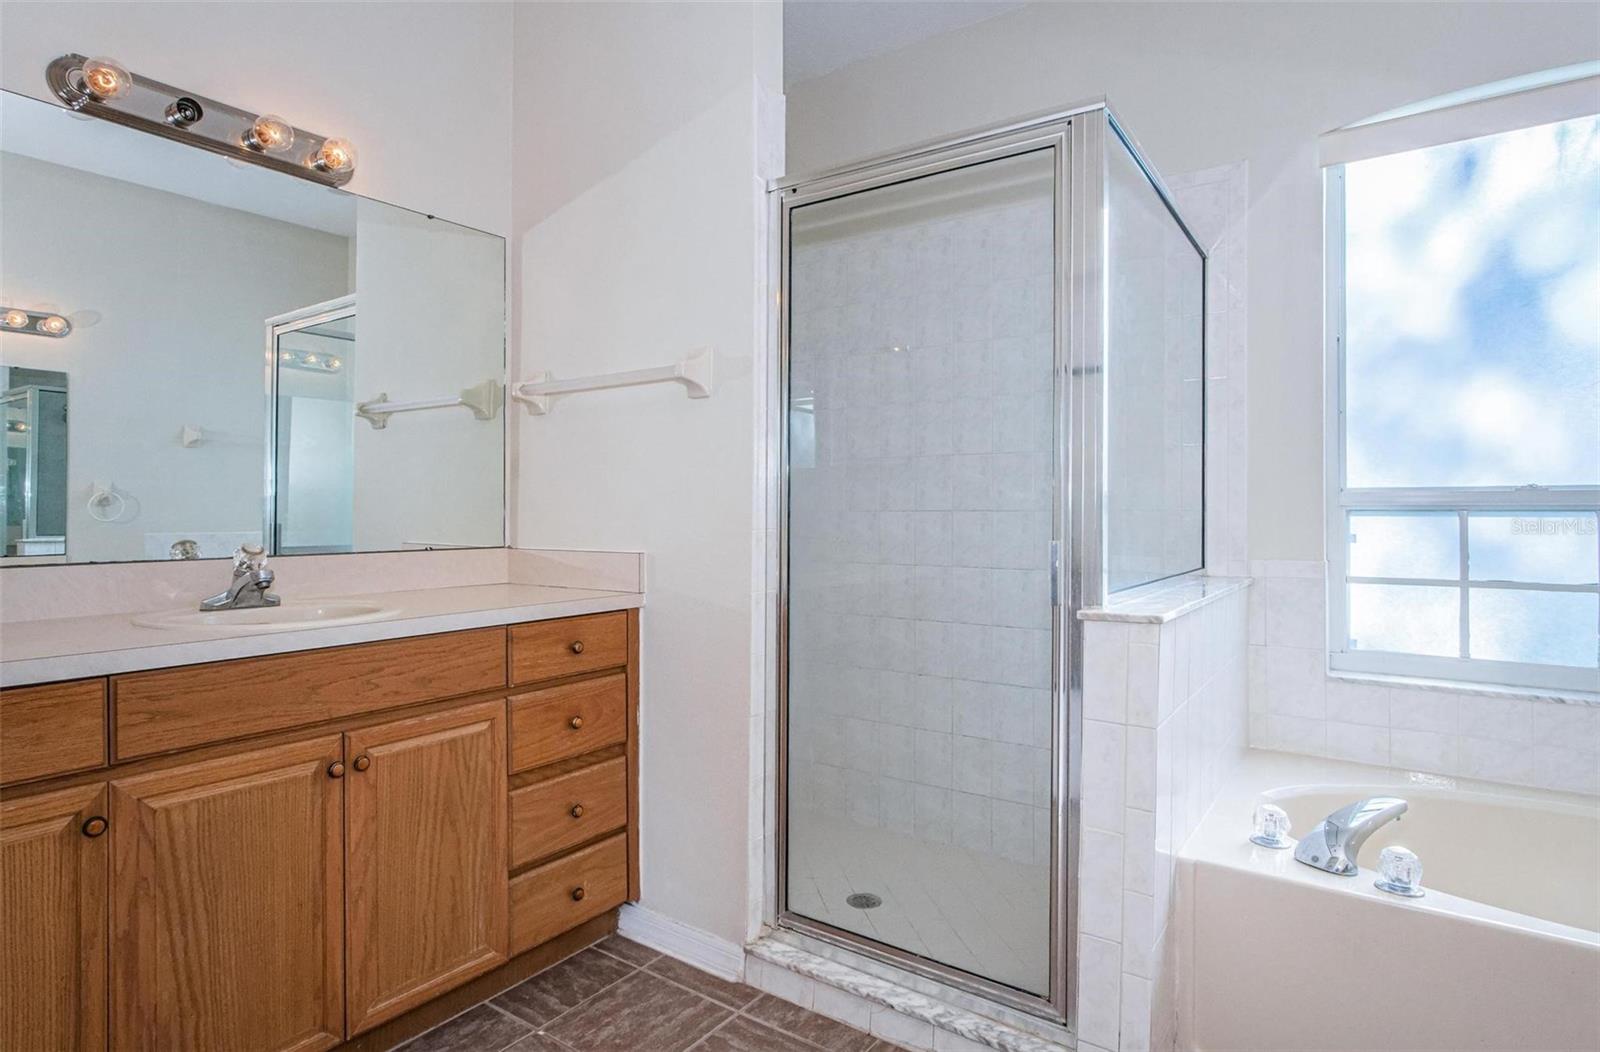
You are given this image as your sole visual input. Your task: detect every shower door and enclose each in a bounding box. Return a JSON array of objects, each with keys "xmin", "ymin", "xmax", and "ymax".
[{"xmin": 779, "ymin": 141, "xmax": 1067, "ymax": 1012}]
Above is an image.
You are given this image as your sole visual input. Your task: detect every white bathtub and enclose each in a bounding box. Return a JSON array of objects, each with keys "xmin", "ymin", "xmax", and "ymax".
[{"xmin": 1175, "ymin": 752, "xmax": 1600, "ymax": 1052}]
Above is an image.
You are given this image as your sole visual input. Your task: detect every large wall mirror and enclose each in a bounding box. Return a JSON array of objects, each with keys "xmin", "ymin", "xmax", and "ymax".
[{"xmin": 0, "ymin": 89, "xmax": 505, "ymax": 564}]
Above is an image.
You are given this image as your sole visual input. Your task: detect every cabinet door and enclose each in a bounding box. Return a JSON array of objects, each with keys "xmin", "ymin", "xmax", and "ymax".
[
  {"xmin": 109, "ymin": 736, "xmax": 344, "ymax": 1052},
  {"xmin": 2, "ymin": 783, "xmax": 109, "ymax": 1052},
  {"xmin": 345, "ymin": 700, "xmax": 507, "ymax": 1034}
]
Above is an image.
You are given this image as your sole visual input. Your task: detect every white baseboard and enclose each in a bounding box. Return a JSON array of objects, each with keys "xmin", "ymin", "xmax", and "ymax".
[{"xmin": 617, "ymin": 903, "xmax": 746, "ymax": 982}]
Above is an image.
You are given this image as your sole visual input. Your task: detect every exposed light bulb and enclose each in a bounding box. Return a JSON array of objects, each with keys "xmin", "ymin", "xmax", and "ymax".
[
  {"xmin": 311, "ymin": 137, "xmax": 357, "ymax": 175},
  {"xmin": 2, "ymin": 309, "xmax": 29, "ymax": 329},
  {"xmin": 37, "ymin": 315, "xmax": 70, "ymax": 336},
  {"xmin": 245, "ymin": 114, "xmax": 295, "ymax": 153},
  {"xmin": 80, "ymin": 56, "xmax": 133, "ymax": 101}
]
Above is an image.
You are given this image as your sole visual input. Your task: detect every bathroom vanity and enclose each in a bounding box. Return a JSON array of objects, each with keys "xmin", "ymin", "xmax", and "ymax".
[{"xmin": 0, "ymin": 604, "xmax": 640, "ymax": 1052}]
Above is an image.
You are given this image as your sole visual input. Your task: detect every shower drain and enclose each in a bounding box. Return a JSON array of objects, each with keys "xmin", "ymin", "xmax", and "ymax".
[{"xmin": 845, "ymin": 892, "xmax": 883, "ymax": 910}]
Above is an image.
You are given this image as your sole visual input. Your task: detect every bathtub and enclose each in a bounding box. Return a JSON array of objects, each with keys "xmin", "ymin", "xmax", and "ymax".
[{"xmin": 1174, "ymin": 751, "xmax": 1600, "ymax": 1052}]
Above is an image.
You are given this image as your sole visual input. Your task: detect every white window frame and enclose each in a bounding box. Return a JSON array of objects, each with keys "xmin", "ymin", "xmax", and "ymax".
[{"xmin": 1324, "ymin": 163, "xmax": 1600, "ymax": 695}]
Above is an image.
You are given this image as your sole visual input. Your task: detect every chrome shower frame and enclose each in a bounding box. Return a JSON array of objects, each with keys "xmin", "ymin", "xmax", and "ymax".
[{"xmin": 767, "ymin": 101, "xmax": 1207, "ymax": 1030}]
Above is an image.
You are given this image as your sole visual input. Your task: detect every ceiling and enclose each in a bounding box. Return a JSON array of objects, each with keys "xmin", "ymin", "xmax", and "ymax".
[{"xmin": 784, "ymin": 1, "xmax": 1026, "ymax": 87}]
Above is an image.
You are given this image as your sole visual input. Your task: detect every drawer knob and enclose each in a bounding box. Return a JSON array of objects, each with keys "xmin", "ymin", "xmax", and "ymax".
[
  {"xmin": 568, "ymin": 716, "xmax": 585, "ymax": 730},
  {"xmin": 570, "ymin": 804, "xmax": 586, "ymax": 819},
  {"xmin": 353, "ymin": 754, "xmax": 372, "ymax": 772},
  {"xmin": 81, "ymin": 816, "xmax": 108, "ymax": 838},
  {"xmin": 327, "ymin": 761, "xmax": 346, "ymax": 779},
  {"xmin": 570, "ymin": 640, "xmax": 585, "ymax": 655},
  {"xmin": 571, "ymin": 886, "xmax": 586, "ymax": 902}
]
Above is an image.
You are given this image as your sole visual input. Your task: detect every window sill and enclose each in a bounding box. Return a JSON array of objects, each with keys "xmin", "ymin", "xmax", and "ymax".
[{"xmin": 1326, "ymin": 668, "xmax": 1600, "ymax": 708}]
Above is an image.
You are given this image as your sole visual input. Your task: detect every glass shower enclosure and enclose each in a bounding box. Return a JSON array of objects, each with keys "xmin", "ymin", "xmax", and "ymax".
[{"xmin": 775, "ymin": 104, "xmax": 1206, "ymax": 1025}]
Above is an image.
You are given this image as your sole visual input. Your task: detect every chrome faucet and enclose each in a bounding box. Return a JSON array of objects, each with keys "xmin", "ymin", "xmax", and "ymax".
[
  {"xmin": 1294, "ymin": 796, "xmax": 1407, "ymax": 875},
  {"xmin": 199, "ymin": 544, "xmax": 280, "ymax": 611}
]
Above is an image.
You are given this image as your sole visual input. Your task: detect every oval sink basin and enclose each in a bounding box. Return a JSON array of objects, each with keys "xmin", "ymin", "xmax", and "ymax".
[{"xmin": 132, "ymin": 600, "xmax": 396, "ymax": 632}]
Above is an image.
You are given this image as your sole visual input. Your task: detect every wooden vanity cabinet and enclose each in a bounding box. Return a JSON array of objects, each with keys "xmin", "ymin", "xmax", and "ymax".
[
  {"xmin": 1, "ymin": 783, "xmax": 109, "ymax": 1052},
  {"xmin": 108, "ymin": 736, "xmax": 345, "ymax": 1052},
  {"xmin": 0, "ymin": 608, "xmax": 639, "ymax": 1052},
  {"xmin": 344, "ymin": 701, "xmax": 508, "ymax": 1034}
]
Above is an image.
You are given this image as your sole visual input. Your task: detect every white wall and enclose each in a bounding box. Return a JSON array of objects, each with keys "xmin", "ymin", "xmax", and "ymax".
[
  {"xmin": 510, "ymin": 2, "xmax": 782, "ymax": 949},
  {"xmin": 0, "ymin": 153, "xmax": 349, "ymax": 562},
  {"xmin": 0, "ymin": 1, "xmax": 513, "ymax": 237},
  {"xmin": 784, "ymin": 1, "xmax": 1600, "ymax": 563}
]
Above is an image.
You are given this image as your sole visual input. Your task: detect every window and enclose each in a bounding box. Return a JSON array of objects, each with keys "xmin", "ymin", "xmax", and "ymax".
[{"xmin": 1326, "ymin": 114, "xmax": 1600, "ymax": 693}]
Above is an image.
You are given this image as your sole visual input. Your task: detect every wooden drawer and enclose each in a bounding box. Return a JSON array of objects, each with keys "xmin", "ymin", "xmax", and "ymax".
[
  {"xmin": 112, "ymin": 627, "xmax": 507, "ymax": 760},
  {"xmin": 509, "ymin": 612, "xmax": 628, "ymax": 686},
  {"xmin": 509, "ymin": 833, "xmax": 627, "ymax": 954},
  {"xmin": 510, "ymin": 756, "xmax": 627, "ymax": 868},
  {"xmin": 0, "ymin": 679, "xmax": 107, "ymax": 786},
  {"xmin": 508, "ymin": 674, "xmax": 627, "ymax": 773}
]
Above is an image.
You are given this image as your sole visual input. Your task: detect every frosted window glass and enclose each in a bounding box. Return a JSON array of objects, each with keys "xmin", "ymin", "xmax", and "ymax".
[
  {"xmin": 1349, "ymin": 583, "xmax": 1459, "ymax": 656},
  {"xmin": 1347, "ymin": 511, "xmax": 1459, "ymax": 579},
  {"xmin": 1470, "ymin": 589, "xmax": 1599, "ymax": 667},
  {"xmin": 1469, "ymin": 511, "xmax": 1599, "ymax": 584},
  {"xmin": 1343, "ymin": 115, "xmax": 1600, "ymax": 488}
]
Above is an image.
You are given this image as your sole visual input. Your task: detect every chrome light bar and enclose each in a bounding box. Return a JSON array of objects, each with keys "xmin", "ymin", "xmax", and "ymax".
[{"xmin": 45, "ymin": 53, "xmax": 357, "ymax": 188}]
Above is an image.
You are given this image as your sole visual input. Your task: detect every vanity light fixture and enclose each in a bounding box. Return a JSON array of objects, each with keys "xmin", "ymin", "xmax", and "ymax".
[
  {"xmin": 244, "ymin": 114, "xmax": 295, "ymax": 154},
  {"xmin": 1, "ymin": 306, "xmax": 72, "ymax": 338},
  {"xmin": 45, "ymin": 53, "xmax": 359, "ymax": 187}
]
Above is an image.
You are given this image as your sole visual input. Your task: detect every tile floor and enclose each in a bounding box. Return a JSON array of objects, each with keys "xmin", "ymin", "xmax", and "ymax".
[
  {"xmin": 787, "ymin": 810, "xmax": 1048, "ymax": 994},
  {"xmin": 401, "ymin": 935, "xmax": 909, "ymax": 1052}
]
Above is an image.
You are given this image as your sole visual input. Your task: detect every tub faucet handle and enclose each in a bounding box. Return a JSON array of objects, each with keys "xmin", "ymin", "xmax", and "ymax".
[
  {"xmin": 1375, "ymin": 845, "xmax": 1425, "ymax": 897},
  {"xmin": 1250, "ymin": 803, "xmax": 1292, "ymax": 848}
]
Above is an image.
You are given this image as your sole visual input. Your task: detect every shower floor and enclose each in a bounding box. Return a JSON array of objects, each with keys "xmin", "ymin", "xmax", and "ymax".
[{"xmin": 786, "ymin": 810, "xmax": 1050, "ymax": 995}]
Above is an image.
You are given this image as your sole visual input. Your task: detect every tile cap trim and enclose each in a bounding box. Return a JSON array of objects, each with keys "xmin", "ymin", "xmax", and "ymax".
[{"xmin": 1080, "ymin": 573, "xmax": 1251, "ymax": 623}]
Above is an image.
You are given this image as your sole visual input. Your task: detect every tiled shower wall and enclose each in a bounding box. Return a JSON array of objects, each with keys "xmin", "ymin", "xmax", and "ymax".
[
  {"xmin": 785, "ymin": 187, "xmax": 1056, "ymax": 864},
  {"xmin": 1076, "ymin": 585, "xmax": 1251, "ymax": 1052},
  {"xmin": 1249, "ymin": 559, "xmax": 1600, "ymax": 795}
]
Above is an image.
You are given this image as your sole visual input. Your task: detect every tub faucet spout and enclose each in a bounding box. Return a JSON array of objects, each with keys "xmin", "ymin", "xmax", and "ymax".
[{"xmin": 1294, "ymin": 796, "xmax": 1407, "ymax": 875}]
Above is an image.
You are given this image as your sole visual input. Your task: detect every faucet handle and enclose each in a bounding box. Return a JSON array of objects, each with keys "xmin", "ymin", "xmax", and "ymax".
[
  {"xmin": 233, "ymin": 544, "xmax": 267, "ymax": 575},
  {"xmin": 1375, "ymin": 845, "xmax": 1424, "ymax": 897},
  {"xmin": 1250, "ymin": 803, "xmax": 1292, "ymax": 848}
]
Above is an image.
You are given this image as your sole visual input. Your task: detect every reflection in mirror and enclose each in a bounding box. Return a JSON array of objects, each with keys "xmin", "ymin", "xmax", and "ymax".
[
  {"xmin": 0, "ymin": 89, "xmax": 505, "ymax": 566},
  {"xmin": 2, "ymin": 369, "xmax": 68, "ymax": 560}
]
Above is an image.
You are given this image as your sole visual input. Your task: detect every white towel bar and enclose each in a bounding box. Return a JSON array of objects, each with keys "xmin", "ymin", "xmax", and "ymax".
[
  {"xmin": 355, "ymin": 379, "xmax": 503, "ymax": 430},
  {"xmin": 511, "ymin": 348, "xmax": 713, "ymax": 416}
]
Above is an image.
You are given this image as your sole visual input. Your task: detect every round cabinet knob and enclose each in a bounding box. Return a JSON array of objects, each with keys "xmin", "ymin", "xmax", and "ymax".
[
  {"xmin": 81, "ymin": 816, "xmax": 108, "ymax": 838},
  {"xmin": 1249, "ymin": 803, "xmax": 1292, "ymax": 849},
  {"xmin": 353, "ymin": 754, "xmax": 372, "ymax": 772},
  {"xmin": 570, "ymin": 804, "xmax": 586, "ymax": 819},
  {"xmin": 327, "ymin": 761, "xmax": 346, "ymax": 779},
  {"xmin": 570, "ymin": 641, "xmax": 585, "ymax": 655},
  {"xmin": 568, "ymin": 716, "xmax": 585, "ymax": 731},
  {"xmin": 571, "ymin": 886, "xmax": 586, "ymax": 902},
  {"xmin": 1376, "ymin": 845, "xmax": 1425, "ymax": 897}
]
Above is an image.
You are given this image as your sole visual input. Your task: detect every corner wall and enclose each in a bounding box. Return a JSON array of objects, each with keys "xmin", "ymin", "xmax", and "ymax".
[{"xmin": 509, "ymin": 2, "xmax": 783, "ymax": 950}]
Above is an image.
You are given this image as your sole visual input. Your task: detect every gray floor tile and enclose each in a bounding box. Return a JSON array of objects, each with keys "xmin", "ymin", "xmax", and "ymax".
[
  {"xmin": 592, "ymin": 934, "xmax": 661, "ymax": 967},
  {"xmin": 405, "ymin": 1003, "xmax": 532, "ymax": 1052},
  {"xmin": 646, "ymin": 956, "xmax": 762, "ymax": 1010},
  {"xmin": 545, "ymin": 971, "xmax": 731, "ymax": 1052},
  {"xmin": 493, "ymin": 948, "xmax": 637, "ymax": 1025},
  {"xmin": 743, "ymin": 995, "xmax": 879, "ymax": 1052},
  {"xmin": 693, "ymin": 1016, "xmax": 821, "ymax": 1052}
]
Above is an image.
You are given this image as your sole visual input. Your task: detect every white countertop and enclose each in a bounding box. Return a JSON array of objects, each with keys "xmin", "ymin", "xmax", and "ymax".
[{"xmin": 0, "ymin": 583, "xmax": 643, "ymax": 687}]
